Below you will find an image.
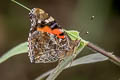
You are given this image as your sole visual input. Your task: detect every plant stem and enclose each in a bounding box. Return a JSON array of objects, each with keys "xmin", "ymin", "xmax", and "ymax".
[
  {"xmin": 11, "ymin": 0, "xmax": 31, "ymax": 11},
  {"xmin": 87, "ymin": 42, "xmax": 120, "ymax": 66},
  {"xmin": 46, "ymin": 41, "xmax": 85, "ymax": 80}
]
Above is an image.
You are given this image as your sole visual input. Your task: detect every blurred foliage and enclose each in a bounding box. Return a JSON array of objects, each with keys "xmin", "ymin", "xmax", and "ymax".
[{"xmin": 0, "ymin": 0, "xmax": 120, "ymax": 80}]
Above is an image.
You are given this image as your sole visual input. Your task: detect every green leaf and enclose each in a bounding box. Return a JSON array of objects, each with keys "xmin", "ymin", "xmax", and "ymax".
[
  {"xmin": 64, "ymin": 30, "xmax": 81, "ymax": 40},
  {"xmin": 35, "ymin": 53, "xmax": 108, "ymax": 80},
  {"xmin": 0, "ymin": 42, "xmax": 28, "ymax": 63},
  {"xmin": 66, "ymin": 53, "xmax": 108, "ymax": 68}
]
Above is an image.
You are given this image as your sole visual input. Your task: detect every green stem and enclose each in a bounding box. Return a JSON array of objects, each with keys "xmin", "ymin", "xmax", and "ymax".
[
  {"xmin": 11, "ymin": 0, "xmax": 31, "ymax": 11},
  {"xmin": 46, "ymin": 41, "xmax": 86, "ymax": 80}
]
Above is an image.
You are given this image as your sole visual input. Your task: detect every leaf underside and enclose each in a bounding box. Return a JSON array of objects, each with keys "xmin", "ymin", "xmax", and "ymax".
[{"xmin": 0, "ymin": 42, "xmax": 28, "ymax": 63}]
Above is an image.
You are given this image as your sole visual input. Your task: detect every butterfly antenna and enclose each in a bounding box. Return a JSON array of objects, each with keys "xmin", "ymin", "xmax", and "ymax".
[{"xmin": 11, "ymin": 0, "xmax": 31, "ymax": 11}]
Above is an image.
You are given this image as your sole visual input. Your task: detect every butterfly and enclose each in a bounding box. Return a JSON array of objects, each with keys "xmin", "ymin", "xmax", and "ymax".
[{"xmin": 28, "ymin": 8, "xmax": 79, "ymax": 63}]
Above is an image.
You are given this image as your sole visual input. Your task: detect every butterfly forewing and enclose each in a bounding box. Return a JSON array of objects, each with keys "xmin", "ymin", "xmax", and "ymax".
[{"xmin": 28, "ymin": 8, "xmax": 79, "ymax": 63}]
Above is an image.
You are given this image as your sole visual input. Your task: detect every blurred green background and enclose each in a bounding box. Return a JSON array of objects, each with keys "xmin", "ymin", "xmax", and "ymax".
[{"xmin": 0, "ymin": 0, "xmax": 120, "ymax": 80}]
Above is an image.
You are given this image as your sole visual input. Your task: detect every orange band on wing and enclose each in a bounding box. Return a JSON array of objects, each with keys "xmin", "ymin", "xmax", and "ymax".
[
  {"xmin": 37, "ymin": 26, "xmax": 52, "ymax": 33},
  {"xmin": 52, "ymin": 29, "xmax": 61, "ymax": 35},
  {"xmin": 52, "ymin": 29, "xmax": 65, "ymax": 38},
  {"xmin": 57, "ymin": 35, "xmax": 65, "ymax": 38},
  {"xmin": 37, "ymin": 26, "xmax": 65, "ymax": 39}
]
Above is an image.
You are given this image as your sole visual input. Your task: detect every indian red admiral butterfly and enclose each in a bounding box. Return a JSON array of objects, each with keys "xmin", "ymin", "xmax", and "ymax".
[
  {"xmin": 11, "ymin": 0, "xmax": 80, "ymax": 63},
  {"xmin": 28, "ymin": 8, "xmax": 79, "ymax": 63}
]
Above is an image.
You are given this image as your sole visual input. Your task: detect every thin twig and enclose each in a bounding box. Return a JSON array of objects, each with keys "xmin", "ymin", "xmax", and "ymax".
[
  {"xmin": 87, "ymin": 42, "xmax": 120, "ymax": 66},
  {"xmin": 11, "ymin": 0, "xmax": 31, "ymax": 11}
]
